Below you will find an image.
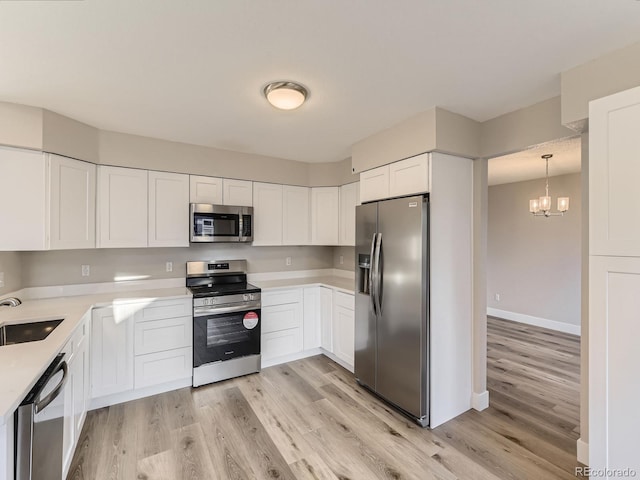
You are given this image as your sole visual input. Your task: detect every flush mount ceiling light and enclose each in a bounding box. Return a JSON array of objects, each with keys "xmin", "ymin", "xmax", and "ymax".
[
  {"xmin": 263, "ymin": 81, "xmax": 308, "ymax": 110},
  {"xmin": 528, "ymin": 154, "xmax": 570, "ymax": 217}
]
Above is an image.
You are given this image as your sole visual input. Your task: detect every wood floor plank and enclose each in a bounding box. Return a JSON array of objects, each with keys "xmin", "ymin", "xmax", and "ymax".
[{"xmin": 137, "ymin": 450, "xmax": 177, "ymax": 480}]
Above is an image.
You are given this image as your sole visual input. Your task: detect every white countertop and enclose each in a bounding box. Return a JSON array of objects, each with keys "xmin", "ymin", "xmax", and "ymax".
[
  {"xmin": 0, "ymin": 287, "xmax": 190, "ymax": 425},
  {"xmin": 253, "ymin": 275, "xmax": 355, "ymax": 294}
]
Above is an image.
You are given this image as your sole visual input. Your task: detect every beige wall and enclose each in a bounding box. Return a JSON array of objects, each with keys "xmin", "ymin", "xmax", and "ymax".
[
  {"xmin": 42, "ymin": 110, "xmax": 99, "ymax": 163},
  {"xmin": 20, "ymin": 245, "xmax": 333, "ymax": 287},
  {"xmin": 480, "ymin": 97, "xmax": 576, "ymax": 159},
  {"xmin": 0, "ymin": 251, "xmax": 22, "ymax": 295},
  {"xmin": 0, "ymin": 102, "xmax": 43, "ymax": 151},
  {"xmin": 561, "ymin": 40, "xmax": 640, "ymax": 127},
  {"xmin": 308, "ymin": 158, "xmax": 356, "ymax": 187},
  {"xmin": 333, "ymin": 246, "xmax": 356, "ymax": 272},
  {"xmin": 487, "ymin": 173, "xmax": 581, "ymax": 326}
]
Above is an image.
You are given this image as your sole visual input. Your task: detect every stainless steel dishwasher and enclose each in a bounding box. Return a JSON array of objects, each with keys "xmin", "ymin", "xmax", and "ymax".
[{"xmin": 15, "ymin": 354, "xmax": 68, "ymax": 480}]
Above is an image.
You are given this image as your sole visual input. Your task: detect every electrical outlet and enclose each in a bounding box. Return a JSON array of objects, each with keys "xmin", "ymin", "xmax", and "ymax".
[
  {"xmin": 0, "ymin": 272, "xmax": 4, "ymax": 288},
  {"xmin": 285, "ymin": 257, "xmax": 292, "ymax": 266},
  {"xmin": 166, "ymin": 261, "xmax": 173, "ymax": 272},
  {"xmin": 81, "ymin": 265, "xmax": 90, "ymax": 277},
  {"xmin": 495, "ymin": 293, "xmax": 501, "ymax": 302},
  {"xmin": 339, "ymin": 255, "xmax": 344, "ymax": 265}
]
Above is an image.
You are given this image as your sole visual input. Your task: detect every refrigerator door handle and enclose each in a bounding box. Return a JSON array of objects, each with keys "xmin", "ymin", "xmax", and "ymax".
[
  {"xmin": 374, "ymin": 233, "xmax": 383, "ymax": 314},
  {"xmin": 369, "ymin": 233, "xmax": 377, "ymax": 315}
]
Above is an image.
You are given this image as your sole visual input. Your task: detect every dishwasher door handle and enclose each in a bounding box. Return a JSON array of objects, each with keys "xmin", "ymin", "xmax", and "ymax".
[{"xmin": 34, "ymin": 360, "xmax": 68, "ymax": 414}]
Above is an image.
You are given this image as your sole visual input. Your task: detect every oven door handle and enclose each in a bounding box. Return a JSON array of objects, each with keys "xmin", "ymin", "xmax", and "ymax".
[{"xmin": 194, "ymin": 303, "xmax": 261, "ymax": 317}]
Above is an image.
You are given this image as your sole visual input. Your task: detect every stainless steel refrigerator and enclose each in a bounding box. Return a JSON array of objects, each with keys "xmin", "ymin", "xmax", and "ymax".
[{"xmin": 355, "ymin": 194, "xmax": 429, "ymax": 427}]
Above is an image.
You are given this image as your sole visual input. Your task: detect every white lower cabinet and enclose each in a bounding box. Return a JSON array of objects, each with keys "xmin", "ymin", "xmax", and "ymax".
[
  {"xmin": 303, "ymin": 287, "xmax": 321, "ymax": 350},
  {"xmin": 261, "ymin": 289, "xmax": 304, "ymax": 362},
  {"xmin": 91, "ymin": 297, "xmax": 192, "ymax": 404},
  {"xmin": 320, "ymin": 286, "xmax": 333, "ymax": 352},
  {"xmin": 63, "ymin": 312, "xmax": 91, "ymax": 478},
  {"xmin": 332, "ymin": 292, "xmax": 355, "ymax": 368}
]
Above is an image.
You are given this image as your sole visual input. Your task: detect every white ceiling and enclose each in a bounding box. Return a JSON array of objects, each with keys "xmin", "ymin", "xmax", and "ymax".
[
  {"xmin": 1, "ymin": 1, "xmax": 639, "ymax": 163},
  {"xmin": 488, "ymin": 136, "xmax": 582, "ymax": 186}
]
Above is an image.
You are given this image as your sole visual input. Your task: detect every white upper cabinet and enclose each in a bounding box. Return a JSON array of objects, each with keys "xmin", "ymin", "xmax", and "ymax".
[
  {"xmin": 190, "ymin": 175, "xmax": 222, "ymax": 204},
  {"xmin": 590, "ymin": 86, "xmax": 640, "ymax": 257},
  {"xmin": 359, "ymin": 165, "xmax": 390, "ymax": 203},
  {"xmin": 148, "ymin": 171, "xmax": 189, "ymax": 247},
  {"xmin": 0, "ymin": 147, "xmax": 97, "ymax": 251},
  {"xmin": 97, "ymin": 166, "xmax": 148, "ymax": 248},
  {"xmin": 311, "ymin": 186, "xmax": 340, "ymax": 245},
  {"xmin": 223, "ymin": 178, "xmax": 253, "ymax": 206},
  {"xmin": 360, "ymin": 153, "xmax": 430, "ymax": 204},
  {"xmin": 339, "ymin": 182, "xmax": 359, "ymax": 246},
  {"xmin": 283, "ymin": 185, "xmax": 310, "ymax": 245},
  {"xmin": 253, "ymin": 182, "xmax": 283, "ymax": 245},
  {"xmin": 389, "ymin": 153, "xmax": 430, "ymax": 198}
]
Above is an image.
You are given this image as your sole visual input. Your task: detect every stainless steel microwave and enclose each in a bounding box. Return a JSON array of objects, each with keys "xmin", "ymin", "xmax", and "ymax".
[{"xmin": 190, "ymin": 204, "xmax": 253, "ymax": 243}]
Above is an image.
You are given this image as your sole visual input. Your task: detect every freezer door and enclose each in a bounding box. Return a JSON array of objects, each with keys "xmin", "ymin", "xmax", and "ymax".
[
  {"xmin": 376, "ymin": 195, "xmax": 428, "ymax": 419},
  {"xmin": 354, "ymin": 202, "xmax": 378, "ymax": 389}
]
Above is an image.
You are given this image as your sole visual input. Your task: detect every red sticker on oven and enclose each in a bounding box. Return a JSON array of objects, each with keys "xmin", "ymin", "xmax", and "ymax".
[{"xmin": 243, "ymin": 311, "xmax": 259, "ymax": 329}]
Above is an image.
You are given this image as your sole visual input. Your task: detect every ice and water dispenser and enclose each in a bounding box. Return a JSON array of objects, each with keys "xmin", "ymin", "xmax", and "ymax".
[{"xmin": 358, "ymin": 253, "xmax": 371, "ymax": 295}]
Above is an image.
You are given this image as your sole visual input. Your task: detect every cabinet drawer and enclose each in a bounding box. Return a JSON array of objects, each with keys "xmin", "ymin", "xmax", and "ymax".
[
  {"xmin": 135, "ymin": 298, "xmax": 192, "ymax": 322},
  {"xmin": 134, "ymin": 316, "xmax": 192, "ymax": 355},
  {"xmin": 261, "ymin": 288, "xmax": 303, "ymax": 307},
  {"xmin": 134, "ymin": 347, "xmax": 192, "ymax": 389},
  {"xmin": 262, "ymin": 328, "xmax": 303, "ymax": 361},
  {"xmin": 262, "ymin": 304, "xmax": 302, "ymax": 333},
  {"xmin": 334, "ymin": 291, "xmax": 354, "ymax": 310}
]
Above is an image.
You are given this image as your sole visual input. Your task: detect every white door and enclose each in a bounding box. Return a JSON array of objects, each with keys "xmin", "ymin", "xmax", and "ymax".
[
  {"xmin": 388, "ymin": 153, "xmax": 430, "ymax": 197},
  {"xmin": 359, "ymin": 165, "xmax": 389, "ymax": 203},
  {"xmin": 339, "ymin": 182, "xmax": 359, "ymax": 246},
  {"xmin": 91, "ymin": 306, "xmax": 135, "ymax": 398},
  {"xmin": 590, "ymin": 85, "xmax": 640, "ymax": 257},
  {"xmin": 190, "ymin": 175, "xmax": 223, "ymax": 204},
  {"xmin": 311, "ymin": 187, "xmax": 340, "ymax": 245},
  {"xmin": 253, "ymin": 182, "xmax": 283, "ymax": 245},
  {"xmin": 283, "ymin": 185, "xmax": 310, "ymax": 245},
  {"xmin": 223, "ymin": 179, "xmax": 253, "ymax": 206},
  {"xmin": 49, "ymin": 155, "xmax": 96, "ymax": 250},
  {"xmin": 148, "ymin": 170, "xmax": 189, "ymax": 247},
  {"xmin": 589, "ymin": 85, "xmax": 640, "ymax": 474},
  {"xmin": 320, "ymin": 287, "xmax": 333, "ymax": 352},
  {"xmin": 333, "ymin": 304, "xmax": 355, "ymax": 369},
  {"xmin": 0, "ymin": 146, "xmax": 47, "ymax": 250},
  {"xmin": 97, "ymin": 166, "xmax": 148, "ymax": 248}
]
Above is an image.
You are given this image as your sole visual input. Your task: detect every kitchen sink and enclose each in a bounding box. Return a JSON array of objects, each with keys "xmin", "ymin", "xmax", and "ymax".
[{"xmin": 0, "ymin": 319, "xmax": 63, "ymax": 346}]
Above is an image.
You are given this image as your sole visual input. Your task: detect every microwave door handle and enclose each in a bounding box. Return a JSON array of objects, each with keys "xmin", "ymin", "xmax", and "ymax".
[{"xmin": 369, "ymin": 233, "xmax": 377, "ymax": 315}]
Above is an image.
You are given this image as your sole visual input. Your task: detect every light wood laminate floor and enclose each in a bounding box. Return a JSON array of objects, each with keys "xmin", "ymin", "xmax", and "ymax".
[{"xmin": 67, "ymin": 317, "xmax": 581, "ymax": 480}]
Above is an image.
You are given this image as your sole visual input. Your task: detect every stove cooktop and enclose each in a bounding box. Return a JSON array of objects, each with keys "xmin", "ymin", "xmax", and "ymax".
[{"xmin": 187, "ymin": 282, "xmax": 261, "ymax": 298}]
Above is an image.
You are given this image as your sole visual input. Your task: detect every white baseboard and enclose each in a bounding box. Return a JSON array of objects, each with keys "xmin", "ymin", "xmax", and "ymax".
[
  {"xmin": 320, "ymin": 348, "xmax": 354, "ymax": 373},
  {"xmin": 472, "ymin": 390, "xmax": 490, "ymax": 411},
  {"xmin": 89, "ymin": 377, "xmax": 192, "ymax": 410},
  {"xmin": 577, "ymin": 438, "xmax": 589, "ymax": 465},
  {"xmin": 261, "ymin": 348, "xmax": 323, "ymax": 369},
  {"xmin": 487, "ymin": 308, "xmax": 581, "ymax": 336}
]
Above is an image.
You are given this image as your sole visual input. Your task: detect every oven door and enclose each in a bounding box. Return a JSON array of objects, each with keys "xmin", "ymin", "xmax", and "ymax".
[
  {"xmin": 190, "ymin": 204, "xmax": 241, "ymax": 243},
  {"xmin": 193, "ymin": 303, "xmax": 261, "ymax": 366}
]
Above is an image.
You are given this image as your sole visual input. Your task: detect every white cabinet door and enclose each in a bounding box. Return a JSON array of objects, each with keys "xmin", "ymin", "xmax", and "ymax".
[
  {"xmin": 253, "ymin": 182, "xmax": 283, "ymax": 245},
  {"xmin": 91, "ymin": 305, "xmax": 135, "ymax": 398},
  {"xmin": 97, "ymin": 166, "xmax": 148, "ymax": 248},
  {"xmin": 49, "ymin": 155, "xmax": 96, "ymax": 250},
  {"xmin": 283, "ymin": 185, "xmax": 310, "ymax": 245},
  {"xmin": 303, "ymin": 287, "xmax": 321, "ymax": 350},
  {"xmin": 190, "ymin": 175, "xmax": 223, "ymax": 204},
  {"xmin": 148, "ymin": 170, "xmax": 189, "ymax": 247},
  {"xmin": 333, "ymin": 292, "xmax": 355, "ymax": 368},
  {"xmin": 339, "ymin": 182, "xmax": 359, "ymax": 246},
  {"xmin": 311, "ymin": 187, "xmax": 340, "ymax": 245},
  {"xmin": 389, "ymin": 153, "xmax": 430, "ymax": 197},
  {"xmin": 223, "ymin": 178, "xmax": 253, "ymax": 206},
  {"xmin": 320, "ymin": 286, "xmax": 333, "ymax": 352},
  {"xmin": 590, "ymin": 85, "xmax": 640, "ymax": 257},
  {"xmin": 0, "ymin": 146, "xmax": 47, "ymax": 250},
  {"xmin": 360, "ymin": 165, "xmax": 389, "ymax": 203},
  {"xmin": 134, "ymin": 347, "xmax": 192, "ymax": 389}
]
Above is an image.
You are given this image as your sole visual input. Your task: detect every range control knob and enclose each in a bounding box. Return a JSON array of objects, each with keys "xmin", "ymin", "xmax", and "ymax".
[{"xmin": 243, "ymin": 294, "xmax": 249, "ymax": 301}]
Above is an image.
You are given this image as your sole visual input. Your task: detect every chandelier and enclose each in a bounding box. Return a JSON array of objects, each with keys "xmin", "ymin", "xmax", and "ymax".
[{"xmin": 528, "ymin": 154, "xmax": 569, "ymax": 217}]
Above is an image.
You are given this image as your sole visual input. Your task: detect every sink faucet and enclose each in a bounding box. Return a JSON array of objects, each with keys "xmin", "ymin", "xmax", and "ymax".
[{"xmin": 0, "ymin": 297, "xmax": 21, "ymax": 307}]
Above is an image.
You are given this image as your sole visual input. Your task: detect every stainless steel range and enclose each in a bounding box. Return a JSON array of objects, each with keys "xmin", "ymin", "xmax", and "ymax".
[{"xmin": 187, "ymin": 260, "xmax": 261, "ymax": 387}]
